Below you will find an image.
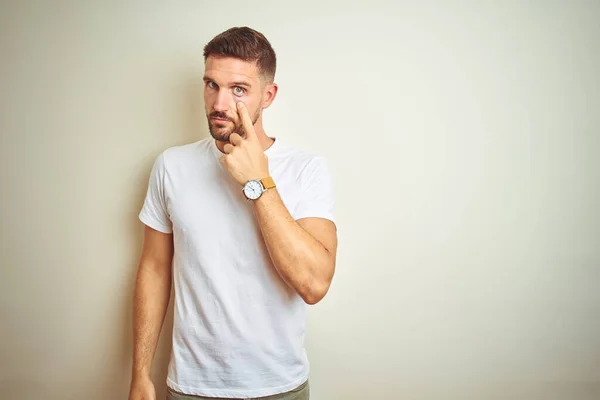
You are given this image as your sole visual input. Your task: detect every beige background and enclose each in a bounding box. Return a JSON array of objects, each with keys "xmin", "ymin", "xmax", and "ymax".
[{"xmin": 1, "ymin": 1, "xmax": 599, "ymax": 399}]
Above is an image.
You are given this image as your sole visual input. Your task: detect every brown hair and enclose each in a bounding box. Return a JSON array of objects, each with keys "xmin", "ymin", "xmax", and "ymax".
[{"xmin": 203, "ymin": 27, "xmax": 277, "ymax": 82}]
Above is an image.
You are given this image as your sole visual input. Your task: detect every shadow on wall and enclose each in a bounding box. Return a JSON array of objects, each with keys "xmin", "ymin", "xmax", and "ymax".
[
  {"xmin": 119, "ymin": 73, "xmax": 210, "ymax": 400},
  {"xmin": 123, "ymin": 72, "xmax": 210, "ymax": 400}
]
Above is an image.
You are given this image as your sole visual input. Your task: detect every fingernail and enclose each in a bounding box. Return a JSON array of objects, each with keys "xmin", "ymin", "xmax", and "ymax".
[{"xmin": 237, "ymin": 102, "xmax": 244, "ymax": 108}]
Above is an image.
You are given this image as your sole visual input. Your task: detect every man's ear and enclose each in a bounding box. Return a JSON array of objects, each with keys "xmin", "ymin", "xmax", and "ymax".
[{"xmin": 261, "ymin": 82, "xmax": 278, "ymax": 109}]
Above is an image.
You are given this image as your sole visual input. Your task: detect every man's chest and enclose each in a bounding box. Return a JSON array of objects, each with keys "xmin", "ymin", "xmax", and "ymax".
[{"xmin": 165, "ymin": 160, "xmax": 303, "ymax": 240}]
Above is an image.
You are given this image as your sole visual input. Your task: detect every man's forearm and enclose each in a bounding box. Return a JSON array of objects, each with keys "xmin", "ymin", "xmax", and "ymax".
[
  {"xmin": 253, "ymin": 188, "xmax": 332, "ymax": 304},
  {"xmin": 131, "ymin": 264, "xmax": 171, "ymax": 378}
]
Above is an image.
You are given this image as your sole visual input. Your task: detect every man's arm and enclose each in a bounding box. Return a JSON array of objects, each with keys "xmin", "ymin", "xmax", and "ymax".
[
  {"xmin": 220, "ymin": 101, "xmax": 337, "ymax": 305},
  {"xmin": 253, "ymin": 188, "xmax": 337, "ymax": 304},
  {"xmin": 129, "ymin": 225, "xmax": 174, "ymax": 400}
]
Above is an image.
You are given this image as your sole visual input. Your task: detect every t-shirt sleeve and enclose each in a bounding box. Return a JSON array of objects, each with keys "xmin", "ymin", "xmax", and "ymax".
[
  {"xmin": 138, "ymin": 152, "xmax": 173, "ymax": 234},
  {"xmin": 293, "ymin": 156, "xmax": 336, "ymax": 225}
]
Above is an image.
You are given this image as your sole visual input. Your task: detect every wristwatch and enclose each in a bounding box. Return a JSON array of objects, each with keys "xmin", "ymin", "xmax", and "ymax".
[{"xmin": 242, "ymin": 177, "xmax": 276, "ymax": 200}]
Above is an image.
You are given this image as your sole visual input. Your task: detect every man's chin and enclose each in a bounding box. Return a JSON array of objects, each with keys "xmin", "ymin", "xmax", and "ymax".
[
  {"xmin": 209, "ymin": 128, "xmax": 233, "ymax": 142},
  {"xmin": 209, "ymin": 122, "xmax": 244, "ymax": 142}
]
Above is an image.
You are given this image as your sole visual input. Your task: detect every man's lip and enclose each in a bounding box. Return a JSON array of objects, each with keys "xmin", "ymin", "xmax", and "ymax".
[{"xmin": 211, "ymin": 117, "xmax": 230, "ymax": 123}]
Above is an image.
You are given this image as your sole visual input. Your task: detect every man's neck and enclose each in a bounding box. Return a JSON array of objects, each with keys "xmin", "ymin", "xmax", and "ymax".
[{"xmin": 250, "ymin": 124, "xmax": 275, "ymax": 151}]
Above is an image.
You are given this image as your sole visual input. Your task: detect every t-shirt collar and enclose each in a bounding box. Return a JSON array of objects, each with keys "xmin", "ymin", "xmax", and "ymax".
[{"xmin": 210, "ymin": 136, "xmax": 280, "ymax": 158}]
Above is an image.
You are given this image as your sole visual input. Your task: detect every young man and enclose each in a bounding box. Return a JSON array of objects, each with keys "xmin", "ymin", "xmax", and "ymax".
[{"xmin": 129, "ymin": 27, "xmax": 337, "ymax": 400}]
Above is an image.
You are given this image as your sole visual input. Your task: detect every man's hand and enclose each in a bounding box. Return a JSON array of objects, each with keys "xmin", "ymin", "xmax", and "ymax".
[
  {"xmin": 129, "ymin": 375, "xmax": 156, "ymax": 400},
  {"xmin": 221, "ymin": 102, "xmax": 269, "ymax": 185}
]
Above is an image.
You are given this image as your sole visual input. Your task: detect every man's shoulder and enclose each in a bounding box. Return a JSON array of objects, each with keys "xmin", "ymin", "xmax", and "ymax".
[
  {"xmin": 157, "ymin": 138, "xmax": 213, "ymax": 168},
  {"xmin": 162, "ymin": 137, "xmax": 211, "ymax": 157},
  {"xmin": 272, "ymin": 138, "xmax": 329, "ymax": 169},
  {"xmin": 271, "ymin": 139, "xmax": 333, "ymax": 196}
]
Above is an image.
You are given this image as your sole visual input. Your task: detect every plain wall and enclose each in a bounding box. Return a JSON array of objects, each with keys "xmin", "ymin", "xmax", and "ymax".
[{"xmin": 1, "ymin": 1, "xmax": 599, "ymax": 399}]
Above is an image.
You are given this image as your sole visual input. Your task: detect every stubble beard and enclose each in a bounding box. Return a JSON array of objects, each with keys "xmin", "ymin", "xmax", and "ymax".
[{"xmin": 207, "ymin": 107, "xmax": 260, "ymax": 142}]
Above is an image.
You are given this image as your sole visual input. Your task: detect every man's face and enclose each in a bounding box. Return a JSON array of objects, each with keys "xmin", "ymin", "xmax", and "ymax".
[{"xmin": 203, "ymin": 56, "xmax": 264, "ymax": 142}]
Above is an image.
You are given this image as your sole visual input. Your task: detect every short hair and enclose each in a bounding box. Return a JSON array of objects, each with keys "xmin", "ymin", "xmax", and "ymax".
[{"xmin": 203, "ymin": 27, "xmax": 277, "ymax": 82}]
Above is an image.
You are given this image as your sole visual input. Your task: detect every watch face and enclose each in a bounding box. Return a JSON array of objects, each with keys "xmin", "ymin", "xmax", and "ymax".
[{"xmin": 243, "ymin": 180, "xmax": 263, "ymax": 200}]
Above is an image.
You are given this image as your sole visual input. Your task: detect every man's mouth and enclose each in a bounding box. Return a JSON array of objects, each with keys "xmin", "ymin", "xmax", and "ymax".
[{"xmin": 210, "ymin": 117, "xmax": 230, "ymax": 123}]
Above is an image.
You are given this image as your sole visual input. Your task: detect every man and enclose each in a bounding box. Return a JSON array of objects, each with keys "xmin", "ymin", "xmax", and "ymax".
[{"xmin": 129, "ymin": 27, "xmax": 337, "ymax": 400}]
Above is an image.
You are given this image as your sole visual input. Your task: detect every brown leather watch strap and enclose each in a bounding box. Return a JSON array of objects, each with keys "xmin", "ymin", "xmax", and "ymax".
[{"xmin": 260, "ymin": 176, "xmax": 276, "ymax": 190}]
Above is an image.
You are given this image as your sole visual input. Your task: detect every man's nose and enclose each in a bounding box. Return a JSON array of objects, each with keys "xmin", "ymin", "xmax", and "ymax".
[{"xmin": 213, "ymin": 89, "xmax": 234, "ymax": 113}]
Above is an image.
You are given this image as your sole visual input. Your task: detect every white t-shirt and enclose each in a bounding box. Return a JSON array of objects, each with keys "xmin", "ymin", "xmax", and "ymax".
[{"xmin": 138, "ymin": 137, "xmax": 335, "ymax": 398}]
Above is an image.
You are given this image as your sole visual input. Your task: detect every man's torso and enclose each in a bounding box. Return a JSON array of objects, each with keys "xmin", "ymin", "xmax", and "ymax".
[{"xmin": 140, "ymin": 138, "xmax": 324, "ymax": 398}]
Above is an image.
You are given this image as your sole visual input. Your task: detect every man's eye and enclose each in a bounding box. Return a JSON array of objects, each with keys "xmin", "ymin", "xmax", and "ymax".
[
  {"xmin": 207, "ymin": 81, "xmax": 217, "ymax": 89},
  {"xmin": 233, "ymin": 87, "xmax": 245, "ymax": 96}
]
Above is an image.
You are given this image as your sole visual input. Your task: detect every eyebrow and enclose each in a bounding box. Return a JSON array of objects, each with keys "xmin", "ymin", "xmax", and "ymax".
[
  {"xmin": 232, "ymin": 81, "xmax": 251, "ymax": 88},
  {"xmin": 203, "ymin": 76, "xmax": 252, "ymax": 88}
]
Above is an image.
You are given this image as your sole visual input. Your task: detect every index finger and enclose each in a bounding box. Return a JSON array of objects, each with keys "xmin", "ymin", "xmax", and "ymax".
[{"xmin": 237, "ymin": 102, "xmax": 257, "ymax": 140}]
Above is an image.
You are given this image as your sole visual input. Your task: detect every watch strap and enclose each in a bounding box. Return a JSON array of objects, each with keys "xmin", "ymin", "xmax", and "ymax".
[{"xmin": 260, "ymin": 176, "xmax": 276, "ymax": 190}]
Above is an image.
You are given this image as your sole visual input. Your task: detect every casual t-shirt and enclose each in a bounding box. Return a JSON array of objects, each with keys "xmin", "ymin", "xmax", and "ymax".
[{"xmin": 138, "ymin": 137, "xmax": 336, "ymax": 398}]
